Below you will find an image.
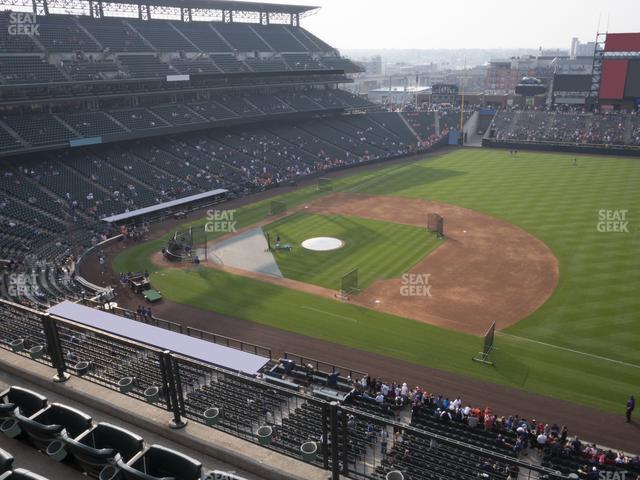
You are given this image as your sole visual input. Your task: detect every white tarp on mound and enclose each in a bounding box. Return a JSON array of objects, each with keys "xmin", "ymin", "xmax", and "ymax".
[{"xmin": 207, "ymin": 227, "xmax": 282, "ymax": 278}]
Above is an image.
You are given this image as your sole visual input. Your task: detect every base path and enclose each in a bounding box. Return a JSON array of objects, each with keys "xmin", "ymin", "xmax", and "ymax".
[{"xmin": 305, "ymin": 193, "xmax": 559, "ymax": 335}]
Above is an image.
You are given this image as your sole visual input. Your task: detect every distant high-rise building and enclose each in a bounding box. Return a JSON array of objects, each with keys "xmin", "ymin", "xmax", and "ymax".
[{"xmin": 570, "ymin": 38, "xmax": 596, "ymax": 58}]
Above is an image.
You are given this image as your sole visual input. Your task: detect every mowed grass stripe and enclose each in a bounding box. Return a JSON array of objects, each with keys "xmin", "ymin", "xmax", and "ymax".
[{"xmin": 114, "ymin": 149, "xmax": 640, "ymax": 413}]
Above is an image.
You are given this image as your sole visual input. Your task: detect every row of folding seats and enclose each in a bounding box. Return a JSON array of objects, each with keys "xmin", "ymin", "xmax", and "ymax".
[{"xmin": 0, "ymin": 385, "xmax": 211, "ymax": 479}]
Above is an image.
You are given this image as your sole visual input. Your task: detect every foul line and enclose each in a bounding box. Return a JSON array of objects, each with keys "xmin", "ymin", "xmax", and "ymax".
[
  {"xmin": 301, "ymin": 306, "xmax": 358, "ymax": 323},
  {"xmin": 497, "ymin": 332, "xmax": 640, "ymax": 369}
]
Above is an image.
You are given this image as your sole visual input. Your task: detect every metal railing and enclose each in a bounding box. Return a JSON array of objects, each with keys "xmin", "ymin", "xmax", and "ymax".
[
  {"xmin": 0, "ymin": 298, "xmax": 573, "ymax": 480},
  {"xmin": 80, "ymin": 298, "xmax": 271, "ymax": 359}
]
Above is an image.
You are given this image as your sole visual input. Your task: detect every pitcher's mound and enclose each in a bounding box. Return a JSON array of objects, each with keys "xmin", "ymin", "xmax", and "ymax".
[{"xmin": 301, "ymin": 237, "xmax": 345, "ymax": 252}]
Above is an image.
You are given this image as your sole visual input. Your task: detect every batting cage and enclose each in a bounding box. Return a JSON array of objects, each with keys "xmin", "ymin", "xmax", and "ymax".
[
  {"xmin": 269, "ymin": 200, "xmax": 287, "ymax": 216},
  {"xmin": 338, "ymin": 268, "xmax": 360, "ymax": 300},
  {"xmin": 427, "ymin": 213, "xmax": 444, "ymax": 238},
  {"xmin": 317, "ymin": 177, "xmax": 333, "ymax": 192},
  {"xmin": 164, "ymin": 225, "xmax": 209, "ymax": 262},
  {"xmin": 190, "ymin": 224, "xmax": 210, "ymax": 261},
  {"xmin": 472, "ymin": 322, "xmax": 496, "ymax": 365}
]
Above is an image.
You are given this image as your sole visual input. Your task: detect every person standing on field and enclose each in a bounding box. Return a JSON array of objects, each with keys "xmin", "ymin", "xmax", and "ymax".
[{"xmin": 627, "ymin": 395, "xmax": 635, "ymax": 423}]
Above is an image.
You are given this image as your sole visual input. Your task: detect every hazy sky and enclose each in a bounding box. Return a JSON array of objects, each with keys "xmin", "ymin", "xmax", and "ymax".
[{"xmin": 274, "ymin": 0, "xmax": 640, "ymax": 50}]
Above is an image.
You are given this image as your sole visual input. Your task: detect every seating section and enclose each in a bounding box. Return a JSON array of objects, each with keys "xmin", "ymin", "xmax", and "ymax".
[
  {"xmin": 171, "ymin": 22, "xmax": 231, "ymax": 53},
  {"xmin": 0, "ymin": 12, "xmax": 39, "ymax": 53},
  {"xmin": 213, "ymin": 23, "xmax": 271, "ymax": 52},
  {"xmin": 171, "ymin": 57, "xmax": 220, "ymax": 75},
  {"xmin": 0, "ymin": 56, "xmax": 66, "ymax": 84},
  {"xmin": 108, "ymin": 108, "xmax": 168, "ymax": 131},
  {"xmin": 118, "ymin": 54, "xmax": 173, "ymax": 78},
  {"xmin": 0, "ymin": 384, "xmax": 234, "ymax": 480},
  {"xmin": 491, "ymin": 110, "xmax": 639, "ymax": 146},
  {"xmin": 36, "ymin": 14, "xmax": 99, "ymax": 52},
  {"xmin": 150, "ymin": 104, "xmax": 205, "ymax": 125},
  {"xmin": 2, "ymin": 114, "xmax": 76, "ymax": 146},
  {"xmin": 283, "ymin": 54, "xmax": 324, "ymax": 71},
  {"xmin": 245, "ymin": 56, "xmax": 288, "ymax": 73},
  {"xmin": 63, "ymin": 59, "xmax": 121, "ymax": 80},
  {"xmin": 210, "ymin": 54, "xmax": 248, "ymax": 73},
  {"xmin": 57, "ymin": 111, "xmax": 127, "ymax": 137},
  {"xmin": 133, "ymin": 20, "xmax": 194, "ymax": 52},
  {"xmin": 78, "ymin": 17, "xmax": 152, "ymax": 52},
  {"xmin": 251, "ymin": 25, "xmax": 307, "ymax": 52},
  {"xmin": 401, "ymin": 111, "xmax": 437, "ymax": 141},
  {"xmin": 0, "ymin": 12, "xmax": 360, "ymax": 86}
]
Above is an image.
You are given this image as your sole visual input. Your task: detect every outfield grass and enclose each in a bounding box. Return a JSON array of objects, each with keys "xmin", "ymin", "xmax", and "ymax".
[
  {"xmin": 262, "ymin": 212, "xmax": 439, "ymax": 289},
  {"xmin": 113, "ymin": 149, "xmax": 640, "ymax": 414}
]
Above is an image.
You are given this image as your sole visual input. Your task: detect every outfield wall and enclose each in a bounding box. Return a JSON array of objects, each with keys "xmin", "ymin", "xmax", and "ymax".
[{"xmin": 483, "ymin": 139, "xmax": 640, "ymax": 157}]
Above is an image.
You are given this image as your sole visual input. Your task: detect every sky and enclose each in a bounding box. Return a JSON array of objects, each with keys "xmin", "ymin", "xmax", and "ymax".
[{"xmin": 267, "ymin": 0, "xmax": 640, "ymax": 50}]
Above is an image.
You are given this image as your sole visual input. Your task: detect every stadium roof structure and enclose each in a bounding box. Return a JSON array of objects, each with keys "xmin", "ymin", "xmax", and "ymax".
[
  {"xmin": 48, "ymin": 301, "xmax": 269, "ymax": 375},
  {"xmin": 110, "ymin": 0, "xmax": 318, "ymax": 14},
  {"xmin": 12, "ymin": 0, "xmax": 319, "ymax": 23},
  {"xmin": 102, "ymin": 188, "xmax": 227, "ymax": 223}
]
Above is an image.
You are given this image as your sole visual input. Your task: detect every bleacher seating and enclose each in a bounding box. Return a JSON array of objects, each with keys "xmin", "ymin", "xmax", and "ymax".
[
  {"xmin": 251, "ymin": 25, "xmax": 307, "ymax": 52},
  {"xmin": 35, "ymin": 14, "xmax": 99, "ymax": 52},
  {"xmin": 63, "ymin": 59, "xmax": 121, "ymax": 80},
  {"xmin": 108, "ymin": 108, "xmax": 168, "ymax": 131},
  {"xmin": 213, "ymin": 23, "xmax": 271, "ymax": 52},
  {"xmin": 210, "ymin": 54, "xmax": 248, "ymax": 73},
  {"xmin": 282, "ymin": 54, "xmax": 324, "ymax": 71},
  {"xmin": 0, "ymin": 12, "xmax": 39, "ymax": 53},
  {"xmin": 0, "ymin": 56, "xmax": 66, "ymax": 84},
  {"xmin": 171, "ymin": 57, "xmax": 220, "ymax": 75},
  {"xmin": 149, "ymin": 104, "xmax": 204, "ymax": 126},
  {"xmin": 492, "ymin": 110, "xmax": 639, "ymax": 146},
  {"xmin": 171, "ymin": 22, "xmax": 231, "ymax": 53},
  {"xmin": 2, "ymin": 114, "xmax": 75, "ymax": 146},
  {"xmin": 401, "ymin": 111, "xmax": 437, "ymax": 141},
  {"xmin": 132, "ymin": 19, "xmax": 195, "ymax": 52},
  {"xmin": 118, "ymin": 54, "xmax": 173, "ymax": 78},
  {"xmin": 78, "ymin": 17, "xmax": 152, "ymax": 52},
  {"xmin": 0, "ymin": 126, "xmax": 22, "ymax": 152},
  {"xmin": 244, "ymin": 56, "xmax": 288, "ymax": 73},
  {"xmin": 57, "ymin": 111, "xmax": 128, "ymax": 137}
]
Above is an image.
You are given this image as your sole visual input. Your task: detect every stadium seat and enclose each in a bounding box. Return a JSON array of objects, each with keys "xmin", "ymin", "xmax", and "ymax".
[
  {"xmin": 0, "ymin": 448, "xmax": 13, "ymax": 474},
  {"xmin": 114, "ymin": 444, "xmax": 202, "ymax": 480},
  {"xmin": 61, "ymin": 422, "xmax": 143, "ymax": 476},
  {"xmin": 0, "ymin": 387, "xmax": 47, "ymax": 420},
  {"xmin": 14, "ymin": 402, "xmax": 92, "ymax": 451},
  {"xmin": 0, "ymin": 468, "xmax": 51, "ymax": 480}
]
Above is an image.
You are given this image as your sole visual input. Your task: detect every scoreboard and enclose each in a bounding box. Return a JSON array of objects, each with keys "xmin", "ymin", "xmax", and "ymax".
[{"xmin": 431, "ymin": 83, "xmax": 458, "ymax": 105}]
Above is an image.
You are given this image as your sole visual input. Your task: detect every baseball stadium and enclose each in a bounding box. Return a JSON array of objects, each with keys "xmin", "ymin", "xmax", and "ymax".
[{"xmin": 0, "ymin": 1, "xmax": 638, "ymax": 479}]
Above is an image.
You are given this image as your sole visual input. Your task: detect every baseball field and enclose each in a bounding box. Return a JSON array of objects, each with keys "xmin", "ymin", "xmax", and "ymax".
[{"xmin": 112, "ymin": 148, "xmax": 640, "ymax": 415}]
